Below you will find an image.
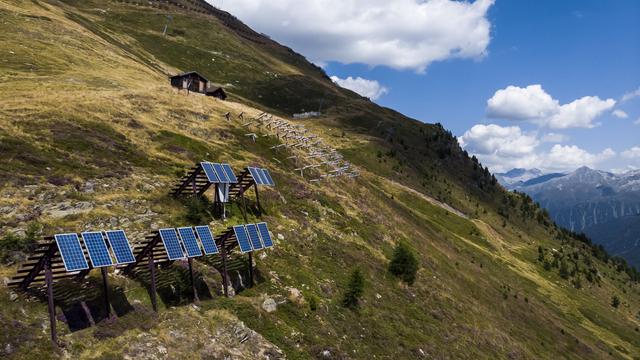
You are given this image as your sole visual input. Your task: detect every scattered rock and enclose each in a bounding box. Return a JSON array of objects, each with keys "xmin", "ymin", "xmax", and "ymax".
[
  {"xmin": 287, "ymin": 287, "xmax": 305, "ymax": 305},
  {"xmin": 141, "ymin": 183, "xmax": 155, "ymax": 192},
  {"xmin": 157, "ymin": 345, "xmax": 167, "ymax": 355},
  {"xmin": 9, "ymin": 291, "xmax": 18, "ymax": 301},
  {"xmin": 41, "ymin": 201, "xmax": 94, "ymax": 218},
  {"xmin": 277, "ymin": 233, "xmax": 285, "ymax": 241},
  {"xmin": 320, "ymin": 282, "xmax": 333, "ymax": 296},
  {"xmin": 82, "ymin": 181, "xmax": 95, "ymax": 193},
  {"xmin": 375, "ymin": 293, "xmax": 382, "ymax": 299},
  {"xmin": 320, "ymin": 349, "xmax": 332, "ymax": 358},
  {"xmin": 262, "ymin": 298, "xmax": 277, "ymax": 313}
]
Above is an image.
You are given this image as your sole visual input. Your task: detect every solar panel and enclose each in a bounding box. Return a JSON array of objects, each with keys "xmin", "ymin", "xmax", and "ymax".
[
  {"xmin": 245, "ymin": 224, "xmax": 263, "ymax": 250},
  {"xmin": 81, "ymin": 232, "xmax": 113, "ymax": 268},
  {"xmin": 194, "ymin": 225, "xmax": 219, "ymax": 255},
  {"xmin": 159, "ymin": 228, "xmax": 186, "ymax": 260},
  {"xmin": 248, "ymin": 167, "xmax": 265, "ymax": 185},
  {"xmin": 213, "ymin": 163, "xmax": 230, "ymax": 183},
  {"xmin": 222, "ymin": 164, "xmax": 238, "ymax": 183},
  {"xmin": 105, "ymin": 230, "xmax": 136, "ymax": 265},
  {"xmin": 55, "ymin": 233, "xmax": 89, "ymax": 272},
  {"xmin": 256, "ymin": 222, "xmax": 274, "ymax": 248},
  {"xmin": 232, "ymin": 225, "xmax": 253, "ymax": 253},
  {"xmin": 201, "ymin": 162, "xmax": 220, "ymax": 183},
  {"xmin": 260, "ymin": 168, "xmax": 275, "ymax": 186},
  {"xmin": 177, "ymin": 227, "xmax": 203, "ymax": 258}
]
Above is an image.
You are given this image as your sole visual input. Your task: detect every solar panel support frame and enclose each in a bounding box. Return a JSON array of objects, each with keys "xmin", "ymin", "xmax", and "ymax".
[
  {"xmin": 100, "ymin": 267, "xmax": 112, "ymax": 319},
  {"xmin": 148, "ymin": 251, "xmax": 158, "ymax": 312},
  {"xmin": 44, "ymin": 258, "xmax": 58, "ymax": 347},
  {"xmin": 188, "ymin": 258, "xmax": 200, "ymax": 304}
]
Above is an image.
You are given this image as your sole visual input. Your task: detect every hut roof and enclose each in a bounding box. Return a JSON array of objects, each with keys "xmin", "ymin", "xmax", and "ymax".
[{"xmin": 169, "ymin": 71, "xmax": 209, "ymax": 82}]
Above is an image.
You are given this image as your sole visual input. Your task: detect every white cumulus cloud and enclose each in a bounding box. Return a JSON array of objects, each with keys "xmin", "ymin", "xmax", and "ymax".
[
  {"xmin": 545, "ymin": 145, "xmax": 615, "ymax": 171},
  {"xmin": 485, "ymin": 84, "xmax": 616, "ymax": 129},
  {"xmin": 612, "ymin": 109, "xmax": 629, "ymax": 119},
  {"xmin": 621, "ymin": 87, "xmax": 640, "ymax": 102},
  {"xmin": 214, "ymin": 0, "xmax": 495, "ymax": 72},
  {"xmin": 486, "ymin": 84, "xmax": 558, "ymax": 120},
  {"xmin": 459, "ymin": 123, "xmax": 616, "ymax": 172},
  {"xmin": 330, "ymin": 76, "xmax": 388, "ymax": 100},
  {"xmin": 622, "ymin": 146, "xmax": 640, "ymax": 159}
]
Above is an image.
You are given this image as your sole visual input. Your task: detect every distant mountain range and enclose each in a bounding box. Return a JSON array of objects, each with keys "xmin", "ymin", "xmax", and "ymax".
[{"xmin": 496, "ymin": 167, "xmax": 640, "ymax": 267}]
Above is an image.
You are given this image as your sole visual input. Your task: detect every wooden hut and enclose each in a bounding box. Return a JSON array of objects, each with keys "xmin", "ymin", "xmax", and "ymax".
[
  {"xmin": 205, "ymin": 85, "xmax": 227, "ymax": 100},
  {"xmin": 170, "ymin": 71, "xmax": 209, "ymax": 93}
]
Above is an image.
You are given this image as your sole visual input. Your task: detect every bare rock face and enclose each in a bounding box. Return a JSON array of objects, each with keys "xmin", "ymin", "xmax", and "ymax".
[
  {"xmin": 39, "ymin": 201, "xmax": 94, "ymax": 218},
  {"xmin": 113, "ymin": 309, "xmax": 284, "ymax": 360}
]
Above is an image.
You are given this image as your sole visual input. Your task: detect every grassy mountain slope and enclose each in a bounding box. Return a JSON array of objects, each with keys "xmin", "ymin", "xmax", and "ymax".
[{"xmin": 0, "ymin": 1, "xmax": 639, "ymax": 359}]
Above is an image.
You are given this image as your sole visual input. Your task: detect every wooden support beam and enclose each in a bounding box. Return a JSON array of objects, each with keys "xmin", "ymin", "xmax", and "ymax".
[
  {"xmin": 148, "ymin": 251, "xmax": 158, "ymax": 312},
  {"xmin": 188, "ymin": 258, "xmax": 199, "ymax": 304},
  {"xmin": 101, "ymin": 267, "xmax": 111, "ymax": 319},
  {"xmin": 45, "ymin": 260, "xmax": 58, "ymax": 347},
  {"xmin": 221, "ymin": 237, "xmax": 229, "ymax": 297},
  {"xmin": 248, "ymin": 252, "xmax": 254, "ymax": 288}
]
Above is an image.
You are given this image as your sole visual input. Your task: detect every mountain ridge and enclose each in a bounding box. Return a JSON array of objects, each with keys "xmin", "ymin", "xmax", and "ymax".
[{"xmin": 498, "ymin": 166, "xmax": 640, "ymax": 267}]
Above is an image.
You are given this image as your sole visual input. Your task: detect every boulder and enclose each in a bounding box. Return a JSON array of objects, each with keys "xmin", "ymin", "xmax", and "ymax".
[{"xmin": 262, "ymin": 298, "xmax": 277, "ymax": 313}]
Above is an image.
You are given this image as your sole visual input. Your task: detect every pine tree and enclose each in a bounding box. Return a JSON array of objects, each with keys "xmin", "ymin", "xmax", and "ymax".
[
  {"xmin": 342, "ymin": 268, "xmax": 365, "ymax": 309},
  {"xmin": 388, "ymin": 242, "xmax": 419, "ymax": 285}
]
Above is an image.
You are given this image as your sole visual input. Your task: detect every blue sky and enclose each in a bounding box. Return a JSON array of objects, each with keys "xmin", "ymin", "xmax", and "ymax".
[{"xmin": 217, "ymin": 0, "xmax": 640, "ymax": 173}]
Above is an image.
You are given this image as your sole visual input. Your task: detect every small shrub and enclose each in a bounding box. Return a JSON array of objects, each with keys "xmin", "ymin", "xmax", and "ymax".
[
  {"xmin": 342, "ymin": 268, "xmax": 365, "ymax": 309},
  {"xmin": 388, "ymin": 242, "xmax": 419, "ymax": 285},
  {"xmin": 0, "ymin": 223, "xmax": 40, "ymax": 264},
  {"xmin": 308, "ymin": 294, "xmax": 319, "ymax": 311},
  {"xmin": 611, "ymin": 295, "xmax": 620, "ymax": 308},
  {"xmin": 184, "ymin": 197, "xmax": 213, "ymax": 224}
]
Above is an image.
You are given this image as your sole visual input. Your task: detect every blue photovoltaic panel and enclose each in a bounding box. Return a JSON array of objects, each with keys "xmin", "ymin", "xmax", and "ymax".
[
  {"xmin": 222, "ymin": 164, "xmax": 238, "ymax": 183},
  {"xmin": 260, "ymin": 168, "xmax": 275, "ymax": 186},
  {"xmin": 201, "ymin": 162, "xmax": 220, "ymax": 183},
  {"xmin": 232, "ymin": 225, "xmax": 253, "ymax": 253},
  {"xmin": 195, "ymin": 225, "xmax": 219, "ymax": 255},
  {"xmin": 213, "ymin": 163, "xmax": 230, "ymax": 183},
  {"xmin": 245, "ymin": 224, "xmax": 263, "ymax": 250},
  {"xmin": 159, "ymin": 228, "xmax": 186, "ymax": 260},
  {"xmin": 256, "ymin": 222, "xmax": 274, "ymax": 248},
  {"xmin": 81, "ymin": 232, "xmax": 113, "ymax": 268},
  {"xmin": 105, "ymin": 230, "xmax": 136, "ymax": 265},
  {"xmin": 177, "ymin": 227, "xmax": 203, "ymax": 258},
  {"xmin": 55, "ymin": 233, "xmax": 89, "ymax": 272},
  {"xmin": 248, "ymin": 167, "xmax": 265, "ymax": 185}
]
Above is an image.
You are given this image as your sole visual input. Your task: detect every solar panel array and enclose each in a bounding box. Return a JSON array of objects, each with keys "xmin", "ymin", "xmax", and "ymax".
[
  {"xmin": 53, "ymin": 222, "xmax": 275, "ymax": 273},
  {"xmin": 158, "ymin": 225, "xmax": 221, "ymax": 260},
  {"xmin": 232, "ymin": 222, "xmax": 274, "ymax": 252},
  {"xmin": 54, "ymin": 230, "xmax": 135, "ymax": 272},
  {"xmin": 248, "ymin": 167, "xmax": 275, "ymax": 186},
  {"xmin": 201, "ymin": 162, "xmax": 238, "ymax": 184}
]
